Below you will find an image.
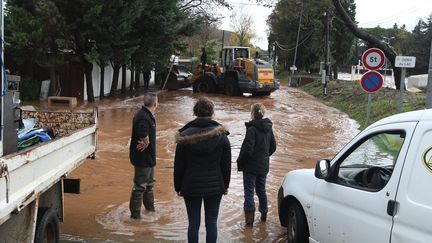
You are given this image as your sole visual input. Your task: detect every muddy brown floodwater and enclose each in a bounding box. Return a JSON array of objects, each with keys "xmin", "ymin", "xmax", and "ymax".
[{"xmin": 59, "ymin": 84, "xmax": 359, "ymax": 242}]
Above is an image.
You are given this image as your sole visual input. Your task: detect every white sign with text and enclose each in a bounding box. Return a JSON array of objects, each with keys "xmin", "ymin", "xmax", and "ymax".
[{"xmin": 395, "ymin": 56, "xmax": 416, "ymax": 68}]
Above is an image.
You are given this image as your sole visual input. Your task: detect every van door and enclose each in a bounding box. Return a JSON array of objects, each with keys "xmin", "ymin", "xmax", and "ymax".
[
  {"xmin": 391, "ymin": 120, "xmax": 432, "ymax": 243},
  {"xmin": 311, "ymin": 122, "xmax": 417, "ymax": 243}
]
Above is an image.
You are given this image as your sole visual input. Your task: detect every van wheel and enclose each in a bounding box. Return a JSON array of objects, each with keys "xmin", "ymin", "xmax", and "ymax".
[
  {"xmin": 287, "ymin": 203, "xmax": 309, "ymax": 243},
  {"xmin": 34, "ymin": 207, "xmax": 59, "ymax": 243}
]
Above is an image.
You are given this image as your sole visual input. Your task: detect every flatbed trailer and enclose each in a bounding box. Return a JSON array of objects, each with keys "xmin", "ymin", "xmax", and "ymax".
[{"xmin": 0, "ymin": 110, "xmax": 98, "ymax": 243}]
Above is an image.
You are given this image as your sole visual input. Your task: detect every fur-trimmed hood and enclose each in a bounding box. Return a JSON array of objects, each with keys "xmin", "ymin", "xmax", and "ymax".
[
  {"xmin": 175, "ymin": 118, "xmax": 229, "ymax": 153},
  {"xmin": 175, "ymin": 125, "xmax": 229, "ymax": 144}
]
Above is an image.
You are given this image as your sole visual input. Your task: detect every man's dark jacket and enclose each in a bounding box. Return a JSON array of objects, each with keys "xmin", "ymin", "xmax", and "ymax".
[
  {"xmin": 129, "ymin": 106, "xmax": 156, "ymax": 167},
  {"xmin": 237, "ymin": 118, "xmax": 276, "ymax": 174},
  {"xmin": 174, "ymin": 118, "xmax": 231, "ymax": 197}
]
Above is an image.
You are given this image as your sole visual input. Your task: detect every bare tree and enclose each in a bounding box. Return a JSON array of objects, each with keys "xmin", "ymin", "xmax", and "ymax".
[
  {"xmin": 177, "ymin": 0, "xmax": 273, "ymax": 21},
  {"xmin": 183, "ymin": 19, "xmax": 222, "ymax": 59},
  {"xmin": 178, "ymin": 0, "xmax": 230, "ymax": 21},
  {"xmin": 230, "ymin": 9, "xmax": 255, "ymax": 47},
  {"xmin": 178, "ymin": 0, "xmax": 229, "ymax": 12}
]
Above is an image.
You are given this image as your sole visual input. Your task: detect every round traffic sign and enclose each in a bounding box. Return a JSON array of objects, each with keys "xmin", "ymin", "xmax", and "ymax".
[
  {"xmin": 361, "ymin": 71, "xmax": 383, "ymax": 93},
  {"xmin": 362, "ymin": 48, "xmax": 385, "ymax": 70}
]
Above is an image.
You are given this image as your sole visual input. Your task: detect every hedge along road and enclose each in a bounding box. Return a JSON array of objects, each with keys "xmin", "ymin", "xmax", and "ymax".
[{"xmin": 60, "ymin": 83, "xmax": 359, "ymax": 242}]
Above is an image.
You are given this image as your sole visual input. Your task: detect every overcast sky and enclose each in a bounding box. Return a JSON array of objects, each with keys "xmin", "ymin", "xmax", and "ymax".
[{"xmin": 220, "ymin": 0, "xmax": 432, "ymax": 50}]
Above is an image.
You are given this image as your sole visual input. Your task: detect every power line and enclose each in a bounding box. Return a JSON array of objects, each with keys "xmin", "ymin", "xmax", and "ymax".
[
  {"xmin": 274, "ymin": 30, "xmax": 314, "ymax": 48},
  {"xmin": 331, "ymin": 1, "xmax": 432, "ymax": 29},
  {"xmin": 358, "ymin": 1, "xmax": 432, "ymax": 26},
  {"xmin": 274, "ymin": 30, "xmax": 314, "ymax": 52},
  {"xmin": 227, "ymin": 1, "xmax": 272, "ymax": 7}
]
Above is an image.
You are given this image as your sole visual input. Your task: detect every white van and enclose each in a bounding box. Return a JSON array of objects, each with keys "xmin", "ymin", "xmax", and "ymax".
[{"xmin": 278, "ymin": 109, "xmax": 432, "ymax": 243}]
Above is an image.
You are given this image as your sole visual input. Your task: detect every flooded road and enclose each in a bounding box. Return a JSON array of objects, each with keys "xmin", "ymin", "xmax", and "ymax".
[{"xmin": 60, "ymin": 84, "xmax": 359, "ymax": 242}]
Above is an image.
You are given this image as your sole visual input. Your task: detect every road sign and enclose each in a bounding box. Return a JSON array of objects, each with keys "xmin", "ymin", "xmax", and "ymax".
[
  {"xmin": 362, "ymin": 48, "xmax": 385, "ymax": 70},
  {"xmin": 361, "ymin": 71, "xmax": 383, "ymax": 93},
  {"xmin": 395, "ymin": 56, "xmax": 416, "ymax": 68},
  {"xmin": 290, "ymin": 65, "xmax": 297, "ymax": 71},
  {"xmin": 394, "ymin": 56, "xmax": 415, "ymax": 112}
]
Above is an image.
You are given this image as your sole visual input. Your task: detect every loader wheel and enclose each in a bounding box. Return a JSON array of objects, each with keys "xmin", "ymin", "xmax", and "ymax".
[
  {"xmin": 287, "ymin": 202, "xmax": 309, "ymax": 243},
  {"xmin": 224, "ymin": 78, "xmax": 241, "ymax": 96},
  {"xmin": 34, "ymin": 207, "xmax": 59, "ymax": 243},
  {"xmin": 193, "ymin": 76, "xmax": 215, "ymax": 93}
]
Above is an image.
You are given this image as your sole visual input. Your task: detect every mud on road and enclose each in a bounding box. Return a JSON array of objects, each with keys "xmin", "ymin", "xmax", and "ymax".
[{"xmin": 60, "ymin": 84, "xmax": 359, "ymax": 242}]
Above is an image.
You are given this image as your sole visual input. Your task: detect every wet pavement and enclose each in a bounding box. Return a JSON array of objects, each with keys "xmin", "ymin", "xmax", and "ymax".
[{"xmin": 60, "ymin": 84, "xmax": 359, "ymax": 242}]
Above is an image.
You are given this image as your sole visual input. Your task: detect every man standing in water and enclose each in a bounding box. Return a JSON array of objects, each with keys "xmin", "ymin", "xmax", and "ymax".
[
  {"xmin": 200, "ymin": 47, "xmax": 207, "ymax": 74},
  {"xmin": 129, "ymin": 92, "xmax": 158, "ymax": 219},
  {"xmin": 143, "ymin": 70, "xmax": 151, "ymax": 90}
]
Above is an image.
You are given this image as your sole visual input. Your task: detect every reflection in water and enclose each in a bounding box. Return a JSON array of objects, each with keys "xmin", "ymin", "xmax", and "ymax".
[{"xmin": 60, "ymin": 84, "xmax": 359, "ymax": 242}]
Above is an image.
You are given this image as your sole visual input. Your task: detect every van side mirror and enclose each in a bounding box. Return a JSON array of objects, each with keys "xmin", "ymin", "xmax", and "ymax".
[{"xmin": 315, "ymin": 159, "xmax": 330, "ymax": 179}]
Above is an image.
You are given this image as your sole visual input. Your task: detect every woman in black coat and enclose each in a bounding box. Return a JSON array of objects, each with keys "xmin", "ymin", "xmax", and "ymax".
[
  {"xmin": 174, "ymin": 97, "xmax": 231, "ymax": 243},
  {"xmin": 237, "ymin": 103, "xmax": 276, "ymax": 226}
]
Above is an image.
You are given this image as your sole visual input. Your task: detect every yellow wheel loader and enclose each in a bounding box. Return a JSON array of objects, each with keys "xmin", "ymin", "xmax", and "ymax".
[{"xmin": 191, "ymin": 46, "xmax": 280, "ymax": 96}]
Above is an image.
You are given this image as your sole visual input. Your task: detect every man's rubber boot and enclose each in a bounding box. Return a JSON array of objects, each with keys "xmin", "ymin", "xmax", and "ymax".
[
  {"xmin": 143, "ymin": 190, "xmax": 155, "ymax": 212},
  {"xmin": 129, "ymin": 190, "xmax": 143, "ymax": 219},
  {"xmin": 261, "ymin": 212, "xmax": 267, "ymax": 222},
  {"xmin": 245, "ymin": 212, "xmax": 254, "ymax": 227}
]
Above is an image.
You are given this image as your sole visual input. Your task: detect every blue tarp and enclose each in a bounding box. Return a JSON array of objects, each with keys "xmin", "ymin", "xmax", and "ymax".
[{"xmin": 18, "ymin": 118, "xmax": 52, "ymax": 149}]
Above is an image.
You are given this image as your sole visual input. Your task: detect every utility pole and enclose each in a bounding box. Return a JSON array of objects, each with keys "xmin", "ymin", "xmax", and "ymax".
[
  {"xmin": 382, "ymin": 37, "xmax": 394, "ymax": 85},
  {"xmin": 221, "ymin": 30, "xmax": 225, "ymax": 49},
  {"xmin": 292, "ymin": 7, "xmax": 303, "ymax": 77},
  {"xmin": 323, "ymin": 11, "xmax": 331, "ymax": 96},
  {"xmin": 426, "ymin": 39, "xmax": 432, "ymax": 109},
  {"xmin": 398, "ymin": 67, "xmax": 406, "ymax": 113},
  {"xmin": 220, "ymin": 30, "xmax": 225, "ymax": 66}
]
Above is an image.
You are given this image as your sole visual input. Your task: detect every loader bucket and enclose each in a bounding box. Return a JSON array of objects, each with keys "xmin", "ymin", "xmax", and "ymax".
[{"xmin": 165, "ymin": 72, "xmax": 180, "ymax": 90}]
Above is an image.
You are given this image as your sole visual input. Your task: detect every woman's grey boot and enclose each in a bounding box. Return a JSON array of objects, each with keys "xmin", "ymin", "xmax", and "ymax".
[
  {"xmin": 261, "ymin": 212, "xmax": 267, "ymax": 222},
  {"xmin": 245, "ymin": 212, "xmax": 255, "ymax": 227}
]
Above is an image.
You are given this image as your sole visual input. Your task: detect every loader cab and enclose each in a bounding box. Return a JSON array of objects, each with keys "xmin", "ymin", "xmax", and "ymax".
[{"xmin": 221, "ymin": 46, "xmax": 250, "ymax": 71}]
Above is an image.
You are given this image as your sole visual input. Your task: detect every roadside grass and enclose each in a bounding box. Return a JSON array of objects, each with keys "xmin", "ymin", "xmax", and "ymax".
[{"xmin": 294, "ymin": 78, "xmax": 426, "ymax": 129}]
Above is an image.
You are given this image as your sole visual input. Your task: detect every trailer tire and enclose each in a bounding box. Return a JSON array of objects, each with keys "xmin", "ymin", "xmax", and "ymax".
[{"xmin": 35, "ymin": 207, "xmax": 59, "ymax": 243}]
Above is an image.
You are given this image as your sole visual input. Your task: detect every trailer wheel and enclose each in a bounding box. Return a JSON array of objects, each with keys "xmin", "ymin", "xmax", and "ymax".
[
  {"xmin": 35, "ymin": 207, "xmax": 59, "ymax": 243},
  {"xmin": 287, "ymin": 202, "xmax": 309, "ymax": 243}
]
